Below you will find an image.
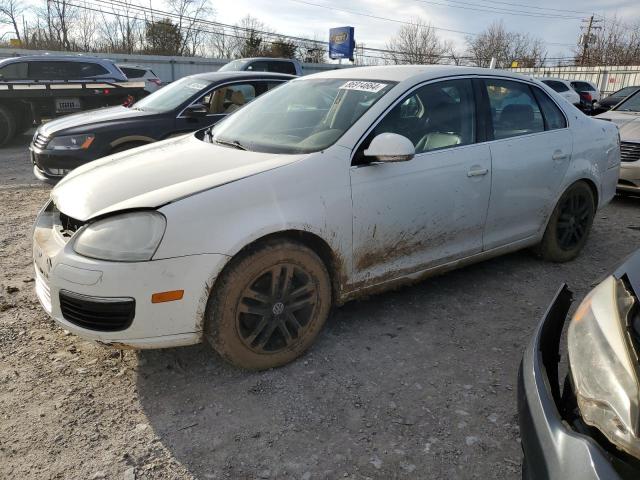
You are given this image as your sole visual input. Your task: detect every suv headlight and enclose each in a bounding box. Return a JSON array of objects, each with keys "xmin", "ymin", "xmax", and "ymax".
[
  {"xmin": 73, "ymin": 211, "xmax": 166, "ymax": 262},
  {"xmin": 47, "ymin": 134, "xmax": 95, "ymax": 150},
  {"xmin": 568, "ymin": 276, "xmax": 640, "ymax": 457}
]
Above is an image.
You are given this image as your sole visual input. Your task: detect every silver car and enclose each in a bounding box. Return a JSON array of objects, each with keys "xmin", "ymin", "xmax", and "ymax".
[{"xmin": 597, "ymin": 90, "xmax": 640, "ymax": 194}]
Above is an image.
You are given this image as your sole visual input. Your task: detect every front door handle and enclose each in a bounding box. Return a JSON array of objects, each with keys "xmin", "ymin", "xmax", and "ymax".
[
  {"xmin": 467, "ymin": 167, "xmax": 489, "ymax": 177},
  {"xmin": 552, "ymin": 151, "xmax": 569, "ymax": 161}
]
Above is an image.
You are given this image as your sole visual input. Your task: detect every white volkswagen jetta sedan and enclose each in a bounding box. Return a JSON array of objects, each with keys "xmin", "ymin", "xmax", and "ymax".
[{"xmin": 33, "ymin": 66, "xmax": 620, "ymax": 369}]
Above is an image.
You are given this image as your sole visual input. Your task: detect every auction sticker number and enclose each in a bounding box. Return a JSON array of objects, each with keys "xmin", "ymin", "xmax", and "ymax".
[{"xmin": 339, "ymin": 81, "xmax": 387, "ymax": 93}]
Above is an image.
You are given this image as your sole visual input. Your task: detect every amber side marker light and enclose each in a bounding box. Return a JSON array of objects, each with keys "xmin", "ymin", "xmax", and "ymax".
[{"xmin": 151, "ymin": 290, "xmax": 184, "ymax": 303}]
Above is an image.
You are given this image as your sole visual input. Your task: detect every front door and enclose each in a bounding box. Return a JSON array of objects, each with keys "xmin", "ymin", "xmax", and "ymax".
[{"xmin": 349, "ymin": 78, "xmax": 492, "ymax": 285}]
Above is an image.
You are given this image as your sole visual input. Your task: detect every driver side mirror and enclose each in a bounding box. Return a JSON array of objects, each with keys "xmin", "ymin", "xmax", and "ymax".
[
  {"xmin": 363, "ymin": 133, "xmax": 415, "ymax": 162},
  {"xmin": 184, "ymin": 103, "xmax": 208, "ymax": 118}
]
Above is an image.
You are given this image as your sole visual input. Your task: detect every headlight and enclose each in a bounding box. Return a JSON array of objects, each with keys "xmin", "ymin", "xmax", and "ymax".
[
  {"xmin": 568, "ymin": 276, "xmax": 640, "ymax": 457},
  {"xmin": 73, "ymin": 211, "xmax": 166, "ymax": 262},
  {"xmin": 46, "ymin": 134, "xmax": 95, "ymax": 150}
]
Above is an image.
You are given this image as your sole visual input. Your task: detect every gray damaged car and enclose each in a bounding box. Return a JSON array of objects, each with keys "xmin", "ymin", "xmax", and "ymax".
[{"xmin": 519, "ymin": 249, "xmax": 640, "ymax": 479}]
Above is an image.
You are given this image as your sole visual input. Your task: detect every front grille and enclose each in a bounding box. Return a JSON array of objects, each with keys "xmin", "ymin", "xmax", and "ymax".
[
  {"xmin": 33, "ymin": 132, "xmax": 48, "ymax": 149},
  {"xmin": 59, "ymin": 211, "xmax": 84, "ymax": 237},
  {"xmin": 620, "ymin": 142, "xmax": 640, "ymax": 163},
  {"xmin": 59, "ymin": 290, "xmax": 135, "ymax": 332}
]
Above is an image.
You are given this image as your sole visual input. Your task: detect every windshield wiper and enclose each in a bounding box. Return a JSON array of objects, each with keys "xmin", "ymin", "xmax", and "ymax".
[{"xmin": 214, "ymin": 137, "xmax": 247, "ymax": 150}]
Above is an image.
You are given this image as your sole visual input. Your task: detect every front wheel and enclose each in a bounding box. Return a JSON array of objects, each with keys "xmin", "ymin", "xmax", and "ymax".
[
  {"xmin": 204, "ymin": 241, "xmax": 332, "ymax": 370},
  {"xmin": 534, "ymin": 181, "xmax": 595, "ymax": 262}
]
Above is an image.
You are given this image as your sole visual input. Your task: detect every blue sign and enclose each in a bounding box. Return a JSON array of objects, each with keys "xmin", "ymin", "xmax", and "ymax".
[{"xmin": 329, "ymin": 26, "xmax": 355, "ymax": 61}]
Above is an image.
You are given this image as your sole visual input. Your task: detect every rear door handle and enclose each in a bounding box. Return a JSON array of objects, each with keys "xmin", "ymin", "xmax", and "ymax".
[
  {"xmin": 467, "ymin": 167, "xmax": 489, "ymax": 177},
  {"xmin": 552, "ymin": 151, "xmax": 569, "ymax": 161}
]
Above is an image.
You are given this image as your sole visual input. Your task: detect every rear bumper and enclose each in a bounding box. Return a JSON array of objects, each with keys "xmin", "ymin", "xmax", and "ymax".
[{"xmin": 518, "ymin": 285, "xmax": 622, "ymax": 480}]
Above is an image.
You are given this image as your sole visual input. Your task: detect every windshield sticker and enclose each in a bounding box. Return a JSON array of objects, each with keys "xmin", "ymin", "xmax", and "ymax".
[
  {"xmin": 339, "ymin": 81, "xmax": 387, "ymax": 93},
  {"xmin": 187, "ymin": 82, "xmax": 209, "ymax": 90}
]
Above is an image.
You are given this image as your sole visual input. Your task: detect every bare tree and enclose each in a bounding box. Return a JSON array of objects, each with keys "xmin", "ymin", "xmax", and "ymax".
[
  {"xmin": 576, "ymin": 16, "xmax": 640, "ymax": 66},
  {"xmin": 0, "ymin": 0, "xmax": 26, "ymax": 43},
  {"xmin": 234, "ymin": 15, "xmax": 270, "ymax": 58},
  {"xmin": 166, "ymin": 0, "xmax": 213, "ymax": 56},
  {"xmin": 296, "ymin": 35, "xmax": 326, "ymax": 63},
  {"xmin": 74, "ymin": 3, "xmax": 96, "ymax": 51},
  {"xmin": 208, "ymin": 27, "xmax": 241, "ymax": 58},
  {"xmin": 466, "ymin": 21, "xmax": 546, "ymax": 68},
  {"xmin": 98, "ymin": 0, "xmax": 142, "ymax": 53},
  {"xmin": 384, "ymin": 19, "xmax": 452, "ymax": 65},
  {"xmin": 46, "ymin": 0, "xmax": 78, "ymax": 50}
]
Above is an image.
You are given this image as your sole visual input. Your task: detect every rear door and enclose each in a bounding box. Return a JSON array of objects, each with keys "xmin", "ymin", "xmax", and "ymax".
[{"xmin": 481, "ymin": 78, "xmax": 572, "ymax": 249}]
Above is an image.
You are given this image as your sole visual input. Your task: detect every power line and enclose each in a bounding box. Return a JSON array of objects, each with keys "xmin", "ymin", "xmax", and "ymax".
[
  {"xmin": 410, "ymin": 0, "xmax": 583, "ymax": 20},
  {"xmin": 472, "ymin": 0, "xmax": 597, "ymax": 16}
]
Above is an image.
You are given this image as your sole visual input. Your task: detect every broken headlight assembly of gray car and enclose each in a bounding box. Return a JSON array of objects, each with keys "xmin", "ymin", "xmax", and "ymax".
[{"xmin": 568, "ymin": 275, "xmax": 640, "ymax": 458}]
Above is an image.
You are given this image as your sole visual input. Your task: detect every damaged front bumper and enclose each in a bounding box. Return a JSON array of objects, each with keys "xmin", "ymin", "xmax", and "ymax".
[{"xmin": 518, "ymin": 285, "xmax": 623, "ymax": 480}]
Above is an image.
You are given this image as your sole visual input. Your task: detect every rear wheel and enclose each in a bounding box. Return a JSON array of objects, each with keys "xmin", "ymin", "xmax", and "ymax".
[
  {"xmin": 534, "ymin": 182, "xmax": 595, "ymax": 262},
  {"xmin": 204, "ymin": 240, "xmax": 332, "ymax": 370},
  {"xmin": 0, "ymin": 106, "xmax": 16, "ymax": 147}
]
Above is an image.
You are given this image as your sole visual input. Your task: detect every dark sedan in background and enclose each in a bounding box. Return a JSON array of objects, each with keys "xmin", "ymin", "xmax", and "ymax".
[
  {"xmin": 30, "ymin": 71, "xmax": 294, "ymax": 181},
  {"xmin": 594, "ymin": 86, "xmax": 640, "ymax": 114},
  {"xmin": 519, "ymin": 250, "xmax": 640, "ymax": 479}
]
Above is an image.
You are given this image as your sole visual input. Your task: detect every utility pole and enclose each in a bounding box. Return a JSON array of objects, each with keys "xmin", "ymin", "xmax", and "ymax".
[{"xmin": 580, "ymin": 15, "xmax": 602, "ymax": 66}]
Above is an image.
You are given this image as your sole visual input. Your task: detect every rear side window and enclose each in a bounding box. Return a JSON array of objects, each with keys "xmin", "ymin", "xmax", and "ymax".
[
  {"xmin": 532, "ymin": 87, "xmax": 567, "ymax": 130},
  {"xmin": 0, "ymin": 61, "xmax": 27, "ymax": 80},
  {"xmin": 484, "ymin": 79, "xmax": 544, "ymax": 140},
  {"xmin": 571, "ymin": 81, "xmax": 595, "ymax": 92},
  {"xmin": 28, "ymin": 61, "xmax": 108, "ymax": 80},
  {"xmin": 542, "ymin": 80, "xmax": 569, "ymax": 93},
  {"xmin": 246, "ymin": 61, "xmax": 296, "ymax": 75},
  {"xmin": 120, "ymin": 67, "xmax": 147, "ymax": 78},
  {"xmin": 268, "ymin": 62, "xmax": 296, "ymax": 75}
]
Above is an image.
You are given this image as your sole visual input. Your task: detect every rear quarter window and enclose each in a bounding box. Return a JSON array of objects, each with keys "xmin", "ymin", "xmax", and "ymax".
[
  {"xmin": 532, "ymin": 87, "xmax": 567, "ymax": 130},
  {"xmin": 120, "ymin": 67, "xmax": 147, "ymax": 78}
]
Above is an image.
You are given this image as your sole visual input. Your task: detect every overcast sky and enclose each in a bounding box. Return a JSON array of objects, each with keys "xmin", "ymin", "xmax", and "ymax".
[{"xmin": 213, "ymin": 0, "xmax": 640, "ymax": 60}]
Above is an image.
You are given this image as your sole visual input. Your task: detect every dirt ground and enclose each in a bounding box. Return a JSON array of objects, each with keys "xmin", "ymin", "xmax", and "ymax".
[{"xmin": 1, "ymin": 177, "xmax": 640, "ymax": 479}]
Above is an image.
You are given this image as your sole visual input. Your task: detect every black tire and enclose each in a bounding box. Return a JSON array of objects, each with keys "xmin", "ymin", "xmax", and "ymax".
[
  {"xmin": 534, "ymin": 181, "xmax": 595, "ymax": 262},
  {"xmin": 204, "ymin": 240, "xmax": 332, "ymax": 370},
  {"xmin": 0, "ymin": 105, "xmax": 16, "ymax": 147},
  {"xmin": 111, "ymin": 141, "xmax": 148, "ymax": 154}
]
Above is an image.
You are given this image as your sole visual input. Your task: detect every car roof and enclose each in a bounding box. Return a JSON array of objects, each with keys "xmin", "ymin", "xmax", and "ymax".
[
  {"xmin": 539, "ymin": 77, "xmax": 570, "ymax": 82},
  {"xmin": 189, "ymin": 71, "xmax": 297, "ymax": 81},
  {"xmin": 305, "ymin": 65, "xmax": 535, "ymax": 83},
  {"xmin": 233, "ymin": 57, "xmax": 301, "ymax": 63},
  {"xmin": 0, "ymin": 55, "xmax": 115, "ymax": 65}
]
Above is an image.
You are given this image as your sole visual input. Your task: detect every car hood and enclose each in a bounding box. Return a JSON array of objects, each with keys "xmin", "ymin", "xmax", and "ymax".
[
  {"xmin": 596, "ymin": 111, "xmax": 640, "ymax": 141},
  {"xmin": 40, "ymin": 106, "xmax": 153, "ymax": 136},
  {"xmin": 52, "ymin": 134, "xmax": 306, "ymax": 221}
]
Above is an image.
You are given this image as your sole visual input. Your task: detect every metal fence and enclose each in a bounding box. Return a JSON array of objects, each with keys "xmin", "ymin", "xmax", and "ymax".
[
  {"xmin": 510, "ymin": 65, "xmax": 640, "ymax": 95},
  {"xmin": 0, "ymin": 47, "xmax": 352, "ymax": 82}
]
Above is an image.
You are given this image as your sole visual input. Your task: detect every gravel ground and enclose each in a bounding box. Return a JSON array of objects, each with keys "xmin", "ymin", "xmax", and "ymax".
[
  {"xmin": 1, "ymin": 147, "xmax": 640, "ymax": 479},
  {"xmin": 0, "ymin": 130, "xmax": 38, "ymax": 186}
]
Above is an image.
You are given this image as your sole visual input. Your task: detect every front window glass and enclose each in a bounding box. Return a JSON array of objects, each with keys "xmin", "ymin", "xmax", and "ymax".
[
  {"xmin": 368, "ymin": 79, "xmax": 475, "ymax": 153},
  {"xmin": 207, "ymin": 83, "xmax": 257, "ymax": 114},
  {"xmin": 133, "ymin": 76, "xmax": 213, "ymax": 112},
  {"xmin": 209, "ymin": 78, "xmax": 396, "ymax": 154},
  {"xmin": 486, "ymin": 79, "xmax": 544, "ymax": 139},
  {"xmin": 614, "ymin": 90, "xmax": 640, "ymax": 112},
  {"xmin": 0, "ymin": 61, "xmax": 27, "ymax": 80}
]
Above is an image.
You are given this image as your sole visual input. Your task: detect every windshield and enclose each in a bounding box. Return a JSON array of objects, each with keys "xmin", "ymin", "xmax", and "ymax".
[
  {"xmin": 218, "ymin": 60, "xmax": 246, "ymax": 72},
  {"xmin": 133, "ymin": 76, "xmax": 213, "ymax": 112},
  {"xmin": 208, "ymin": 78, "xmax": 396, "ymax": 154},
  {"xmin": 611, "ymin": 86, "xmax": 639, "ymax": 99},
  {"xmin": 613, "ymin": 90, "xmax": 640, "ymax": 112}
]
